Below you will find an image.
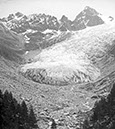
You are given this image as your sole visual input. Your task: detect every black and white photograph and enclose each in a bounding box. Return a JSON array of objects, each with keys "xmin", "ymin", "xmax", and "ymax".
[{"xmin": 0, "ymin": 0, "xmax": 115, "ymax": 129}]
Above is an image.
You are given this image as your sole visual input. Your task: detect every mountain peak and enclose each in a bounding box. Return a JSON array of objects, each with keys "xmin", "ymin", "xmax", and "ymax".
[
  {"xmin": 84, "ymin": 6, "xmax": 91, "ymax": 10},
  {"xmin": 60, "ymin": 15, "xmax": 71, "ymax": 22},
  {"xmin": 15, "ymin": 12, "xmax": 24, "ymax": 18},
  {"xmin": 72, "ymin": 6, "xmax": 104, "ymax": 29},
  {"xmin": 61, "ymin": 15, "xmax": 68, "ymax": 20},
  {"xmin": 83, "ymin": 6, "xmax": 99, "ymax": 16}
]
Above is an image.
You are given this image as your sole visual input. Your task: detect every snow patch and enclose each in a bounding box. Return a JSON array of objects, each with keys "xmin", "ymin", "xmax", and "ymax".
[
  {"xmin": 25, "ymin": 51, "xmax": 29, "ymax": 54},
  {"xmin": 24, "ymin": 35, "xmax": 30, "ymax": 43},
  {"xmin": 23, "ymin": 29, "xmax": 37, "ymax": 34},
  {"xmin": 99, "ymin": 14, "xmax": 114, "ymax": 24}
]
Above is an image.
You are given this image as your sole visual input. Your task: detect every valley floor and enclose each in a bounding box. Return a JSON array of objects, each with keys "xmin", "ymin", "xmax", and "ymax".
[{"xmin": 0, "ymin": 55, "xmax": 115, "ymax": 129}]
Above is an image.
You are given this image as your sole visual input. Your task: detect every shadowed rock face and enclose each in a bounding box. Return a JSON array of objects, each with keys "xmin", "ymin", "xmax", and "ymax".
[
  {"xmin": 0, "ymin": 23, "xmax": 25, "ymax": 62},
  {"xmin": 72, "ymin": 6, "xmax": 104, "ymax": 30},
  {"xmin": 21, "ymin": 22, "xmax": 115, "ymax": 85},
  {"xmin": 0, "ymin": 22, "xmax": 25, "ymax": 50}
]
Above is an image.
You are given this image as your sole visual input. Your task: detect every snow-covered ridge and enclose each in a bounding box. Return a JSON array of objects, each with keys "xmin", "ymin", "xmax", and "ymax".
[{"xmin": 1, "ymin": 6, "xmax": 114, "ymax": 35}]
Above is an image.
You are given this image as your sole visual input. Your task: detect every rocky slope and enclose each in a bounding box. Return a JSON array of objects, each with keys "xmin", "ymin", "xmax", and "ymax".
[
  {"xmin": 82, "ymin": 83, "xmax": 115, "ymax": 129},
  {"xmin": 0, "ymin": 22, "xmax": 25, "ymax": 50},
  {"xmin": 0, "ymin": 22, "xmax": 25, "ymax": 62}
]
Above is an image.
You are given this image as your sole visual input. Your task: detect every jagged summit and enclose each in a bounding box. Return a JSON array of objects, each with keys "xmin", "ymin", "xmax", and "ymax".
[
  {"xmin": 60, "ymin": 15, "xmax": 71, "ymax": 22},
  {"xmin": 15, "ymin": 12, "xmax": 24, "ymax": 18},
  {"xmin": 73, "ymin": 6, "xmax": 104, "ymax": 29},
  {"xmin": 0, "ymin": 6, "xmax": 113, "ymax": 33},
  {"xmin": 83, "ymin": 6, "xmax": 99, "ymax": 15}
]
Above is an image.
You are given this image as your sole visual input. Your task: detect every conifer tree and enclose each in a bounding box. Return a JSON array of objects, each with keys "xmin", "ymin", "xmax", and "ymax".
[
  {"xmin": 82, "ymin": 83, "xmax": 115, "ymax": 129},
  {"xmin": 2, "ymin": 90, "xmax": 13, "ymax": 128},
  {"xmin": 16, "ymin": 103, "xmax": 23, "ymax": 129},
  {"xmin": 3, "ymin": 90, "xmax": 9, "ymax": 107},
  {"xmin": 28, "ymin": 105, "xmax": 38, "ymax": 128},
  {"xmin": 0, "ymin": 89, "xmax": 3, "ymax": 99},
  {"xmin": 0, "ymin": 90, "xmax": 3, "ymax": 129},
  {"xmin": 20, "ymin": 100, "xmax": 29, "ymax": 128},
  {"xmin": 51, "ymin": 119, "xmax": 57, "ymax": 129},
  {"xmin": 0, "ymin": 90, "xmax": 38, "ymax": 129}
]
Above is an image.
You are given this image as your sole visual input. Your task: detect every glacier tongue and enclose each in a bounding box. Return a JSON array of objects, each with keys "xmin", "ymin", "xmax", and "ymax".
[{"xmin": 21, "ymin": 22, "xmax": 115, "ymax": 85}]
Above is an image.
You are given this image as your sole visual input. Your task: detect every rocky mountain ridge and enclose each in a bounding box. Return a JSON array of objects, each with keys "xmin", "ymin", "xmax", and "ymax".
[
  {"xmin": 1, "ymin": 6, "xmax": 113, "ymax": 33},
  {"xmin": 0, "ymin": 6, "xmax": 113, "ymax": 51}
]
